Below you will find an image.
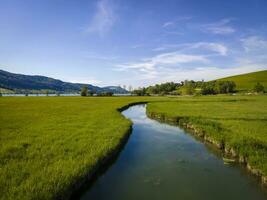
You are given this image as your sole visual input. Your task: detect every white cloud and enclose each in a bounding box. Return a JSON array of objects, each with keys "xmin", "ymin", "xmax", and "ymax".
[
  {"xmin": 115, "ymin": 52, "xmax": 209, "ymax": 81},
  {"xmin": 86, "ymin": 0, "xmax": 116, "ymax": 35},
  {"xmin": 152, "ymin": 42, "xmax": 228, "ymax": 55},
  {"xmin": 241, "ymin": 36, "xmax": 267, "ymax": 52},
  {"xmin": 115, "ymin": 64, "xmax": 267, "ymax": 87},
  {"xmin": 152, "ymin": 47, "xmax": 168, "ymax": 51},
  {"xmin": 201, "ymin": 18, "xmax": 235, "ymax": 35},
  {"xmin": 163, "ymin": 22, "xmax": 174, "ymax": 28},
  {"xmin": 162, "ymin": 16, "xmax": 192, "ymax": 28},
  {"xmin": 187, "ymin": 42, "xmax": 228, "ymax": 56},
  {"xmin": 65, "ymin": 76, "xmax": 102, "ymax": 85},
  {"xmin": 151, "ymin": 52, "xmax": 208, "ymax": 64}
]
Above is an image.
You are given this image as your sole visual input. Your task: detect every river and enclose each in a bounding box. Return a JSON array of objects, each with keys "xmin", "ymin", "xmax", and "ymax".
[{"xmin": 81, "ymin": 104, "xmax": 267, "ymax": 200}]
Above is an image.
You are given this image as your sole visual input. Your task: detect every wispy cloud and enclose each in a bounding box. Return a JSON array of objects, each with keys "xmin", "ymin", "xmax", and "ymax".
[
  {"xmin": 241, "ymin": 36, "xmax": 267, "ymax": 52},
  {"xmin": 152, "ymin": 47, "xmax": 168, "ymax": 51},
  {"xmin": 237, "ymin": 36, "xmax": 267, "ymax": 67},
  {"xmin": 163, "ymin": 21, "xmax": 174, "ymax": 28},
  {"xmin": 201, "ymin": 18, "xmax": 236, "ymax": 35},
  {"xmin": 115, "ymin": 52, "xmax": 209, "ymax": 80},
  {"xmin": 186, "ymin": 42, "xmax": 228, "ymax": 56},
  {"xmin": 162, "ymin": 16, "xmax": 192, "ymax": 28},
  {"xmin": 85, "ymin": 0, "xmax": 117, "ymax": 36},
  {"xmin": 152, "ymin": 42, "xmax": 228, "ymax": 55}
]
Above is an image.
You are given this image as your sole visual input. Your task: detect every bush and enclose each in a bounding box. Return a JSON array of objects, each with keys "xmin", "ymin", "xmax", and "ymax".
[
  {"xmin": 253, "ymin": 82, "xmax": 264, "ymax": 93},
  {"xmin": 80, "ymin": 86, "xmax": 88, "ymax": 96}
]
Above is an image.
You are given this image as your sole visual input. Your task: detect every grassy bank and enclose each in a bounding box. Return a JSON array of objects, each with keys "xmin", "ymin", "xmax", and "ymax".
[
  {"xmin": 147, "ymin": 95, "xmax": 267, "ymax": 184},
  {"xmin": 0, "ymin": 96, "xmax": 165, "ymax": 200}
]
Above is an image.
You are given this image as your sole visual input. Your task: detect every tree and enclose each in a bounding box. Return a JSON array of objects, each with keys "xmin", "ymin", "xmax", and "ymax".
[
  {"xmin": 201, "ymin": 81, "xmax": 236, "ymax": 95},
  {"xmin": 254, "ymin": 82, "xmax": 264, "ymax": 93},
  {"xmin": 132, "ymin": 87, "xmax": 147, "ymax": 96},
  {"xmin": 184, "ymin": 84, "xmax": 194, "ymax": 95},
  {"xmin": 0, "ymin": 92, "xmax": 2, "ymax": 97},
  {"xmin": 45, "ymin": 90, "xmax": 49, "ymax": 96},
  {"xmin": 88, "ymin": 90, "xmax": 94, "ymax": 96},
  {"xmin": 81, "ymin": 86, "xmax": 88, "ymax": 96}
]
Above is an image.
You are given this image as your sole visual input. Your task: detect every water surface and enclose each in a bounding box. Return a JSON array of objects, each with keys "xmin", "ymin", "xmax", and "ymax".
[{"xmin": 81, "ymin": 104, "xmax": 267, "ymax": 200}]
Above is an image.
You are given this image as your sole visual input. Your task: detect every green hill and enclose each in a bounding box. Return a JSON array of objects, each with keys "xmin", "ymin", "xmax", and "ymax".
[{"xmin": 217, "ymin": 70, "xmax": 267, "ymax": 91}]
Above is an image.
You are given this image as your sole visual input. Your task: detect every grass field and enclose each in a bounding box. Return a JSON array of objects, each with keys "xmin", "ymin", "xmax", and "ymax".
[
  {"xmin": 147, "ymin": 95, "xmax": 267, "ymax": 179},
  {"xmin": 216, "ymin": 70, "xmax": 267, "ymax": 91},
  {"xmin": 0, "ymin": 96, "xmax": 167, "ymax": 200},
  {"xmin": 1, "ymin": 95, "xmax": 267, "ymax": 199}
]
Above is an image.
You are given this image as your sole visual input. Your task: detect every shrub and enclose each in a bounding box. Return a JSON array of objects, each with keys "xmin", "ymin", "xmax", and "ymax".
[
  {"xmin": 253, "ymin": 82, "xmax": 264, "ymax": 93},
  {"xmin": 80, "ymin": 86, "xmax": 88, "ymax": 96}
]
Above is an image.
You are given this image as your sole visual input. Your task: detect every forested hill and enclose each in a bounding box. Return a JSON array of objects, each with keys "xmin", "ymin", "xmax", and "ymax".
[{"xmin": 0, "ymin": 69, "xmax": 127, "ymax": 93}]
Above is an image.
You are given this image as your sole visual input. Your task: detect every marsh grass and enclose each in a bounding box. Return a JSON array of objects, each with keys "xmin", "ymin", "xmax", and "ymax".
[
  {"xmin": 147, "ymin": 95, "xmax": 267, "ymax": 178},
  {"xmin": 0, "ymin": 96, "xmax": 164, "ymax": 199},
  {"xmin": 1, "ymin": 95, "xmax": 267, "ymax": 199}
]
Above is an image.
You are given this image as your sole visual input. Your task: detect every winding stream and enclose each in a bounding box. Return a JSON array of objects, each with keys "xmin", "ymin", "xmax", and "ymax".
[{"xmin": 81, "ymin": 104, "xmax": 267, "ymax": 200}]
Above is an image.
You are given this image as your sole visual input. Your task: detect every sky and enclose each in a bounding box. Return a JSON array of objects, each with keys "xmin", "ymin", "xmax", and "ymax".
[{"xmin": 0, "ymin": 0, "xmax": 267, "ymax": 87}]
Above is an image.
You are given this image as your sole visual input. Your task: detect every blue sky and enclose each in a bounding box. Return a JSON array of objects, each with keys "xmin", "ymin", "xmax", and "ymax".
[{"xmin": 0, "ymin": 0, "xmax": 267, "ymax": 87}]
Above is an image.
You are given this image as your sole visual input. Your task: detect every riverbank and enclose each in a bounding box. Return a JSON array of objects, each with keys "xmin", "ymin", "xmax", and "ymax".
[
  {"xmin": 0, "ymin": 97, "xmax": 166, "ymax": 200},
  {"xmin": 81, "ymin": 104, "xmax": 267, "ymax": 200},
  {"xmin": 146, "ymin": 95, "xmax": 267, "ymax": 186}
]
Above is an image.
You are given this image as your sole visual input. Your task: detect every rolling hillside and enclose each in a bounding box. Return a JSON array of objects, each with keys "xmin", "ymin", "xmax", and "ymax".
[{"xmin": 217, "ymin": 70, "xmax": 267, "ymax": 91}]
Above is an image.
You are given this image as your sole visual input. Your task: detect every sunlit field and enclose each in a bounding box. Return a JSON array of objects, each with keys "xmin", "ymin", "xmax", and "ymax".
[
  {"xmin": 0, "ymin": 96, "xmax": 164, "ymax": 199},
  {"xmin": 1, "ymin": 95, "xmax": 267, "ymax": 199}
]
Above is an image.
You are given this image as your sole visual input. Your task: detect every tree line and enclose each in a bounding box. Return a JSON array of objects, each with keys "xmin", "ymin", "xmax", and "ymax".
[
  {"xmin": 80, "ymin": 86, "xmax": 113, "ymax": 96},
  {"xmin": 131, "ymin": 80, "xmax": 265, "ymax": 96}
]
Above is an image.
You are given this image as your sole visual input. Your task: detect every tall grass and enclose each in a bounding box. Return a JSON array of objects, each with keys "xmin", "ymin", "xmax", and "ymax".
[
  {"xmin": 0, "ymin": 96, "xmax": 163, "ymax": 199},
  {"xmin": 1, "ymin": 95, "xmax": 266, "ymax": 199},
  {"xmin": 147, "ymin": 95, "xmax": 267, "ymax": 178}
]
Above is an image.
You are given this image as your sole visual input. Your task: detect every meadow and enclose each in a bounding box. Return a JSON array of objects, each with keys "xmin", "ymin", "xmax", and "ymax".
[
  {"xmin": 147, "ymin": 95, "xmax": 267, "ymax": 181},
  {"xmin": 0, "ymin": 96, "xmax": 164, "ymax": 200},
  {"xmin": 1, "ymin": 95, "xmax": 267, "ymax": 199}
]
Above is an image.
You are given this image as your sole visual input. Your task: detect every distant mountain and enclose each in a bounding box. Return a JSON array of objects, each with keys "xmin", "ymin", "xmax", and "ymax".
[
  {"xmin": 0, "ymin": 69, "xmax": 128, "ymax": 94},
  {"xmin": 216, "ymin": 70, "xmax": 267, "ymax": 91}
]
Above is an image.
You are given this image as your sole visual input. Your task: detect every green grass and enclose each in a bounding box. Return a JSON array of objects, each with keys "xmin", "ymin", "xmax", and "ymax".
[
  {"xmin": 1, "ymin": 95, "xmax": 267, "ymax": 199},
  {"xmin": 0, "ymin": 96, "xmax": 166, "ymax": 200},
  {"xmin": 216, "ymin": 70, "xmax": 267, "ymax": 91},
  {"xmin": 147, "ymin": 95, "xmax": 267, "ymax": 178}
]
